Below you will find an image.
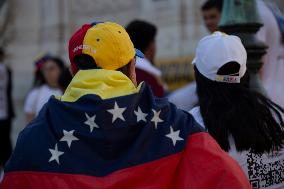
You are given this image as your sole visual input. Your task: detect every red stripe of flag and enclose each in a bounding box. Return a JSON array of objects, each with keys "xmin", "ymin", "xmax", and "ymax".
[{"xmin": 0, "ymin": 133, "xmax": 251, "ymax": 189}]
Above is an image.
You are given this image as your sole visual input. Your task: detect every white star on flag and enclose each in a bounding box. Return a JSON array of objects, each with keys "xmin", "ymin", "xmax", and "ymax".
[
  {"xmin": 48, "ymin": 143, "xmax": 64, "ymax": 164},
  {"xmin": 166, "ymin": 126, "xmax": 184, "ymax": 146},
  {"xmin": 60, "ymin": 130, "xmax": 79, "ymax": 148},
  {"xmin": 151, "ymin": 109, "xmax": 163, "ymax": 129},
  {"xmin": 84, "ymin": 113, "xmax": 99, "ymax": 132},
  {"xmin": 134, "ymin": 106, "xmax": 148, "ymax": 122},
  {"xmin": 107, "ymin": 101, "xmax": 126, "ymax": 123}
]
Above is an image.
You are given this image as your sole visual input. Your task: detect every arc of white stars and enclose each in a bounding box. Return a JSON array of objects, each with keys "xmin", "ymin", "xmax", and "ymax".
[
  {"xmin": 107, "ymin": 102, "xmax": 126, "ymax": 123},
  {"xmin": 151, "ymin": 109, "xmax": 163, "ymax": 129},
  {"xmin": 134, "ymin": 106, "xmax": 148, "ymax": 122},
  {"xmin": 166, "ymin": 126, "xmax": 184, "ymax": 146},
  {"xmin": 48, "ymin": 143, "xmax": 64, "ymax": 164},
  {"xmin": 60, "ymin": 130, "xmax": 79, "ymax": 148},
  {"xmin": 84, "ymin": 113, "xmax": 99, "ymax": 132}
]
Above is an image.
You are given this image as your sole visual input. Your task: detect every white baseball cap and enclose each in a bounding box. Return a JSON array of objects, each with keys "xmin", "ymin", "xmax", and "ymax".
[{"xmin": 192, "ymin": 32, "xmax": 247, "ymax": 83}]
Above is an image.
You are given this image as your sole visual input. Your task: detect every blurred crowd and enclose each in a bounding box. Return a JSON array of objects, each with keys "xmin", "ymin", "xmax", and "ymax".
[{"xmin": 0, "ymin": 0, "xmax": 284, "ymax": 188}]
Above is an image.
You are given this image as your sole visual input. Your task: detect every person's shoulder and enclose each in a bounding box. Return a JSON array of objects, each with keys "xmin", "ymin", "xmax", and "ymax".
[
  {"xmin": 168, "ymin": 82, "xmax": 198, "ymax": 111},
  {"xmin": 188, "ymin": 106, "xmax": 205, "ymax": 128},
  {"xmin": 136, "ymin": 57, "xmax": 162, "ymax": 77},
  {"xmin": 136, "ymin": 68, "xmax": 157, "ymax": 83},
  {"xmin": 24, "ymin": 88, "xmax": 40, "ymax": 108},
  {"xmin": 25, "ymin": 87, "xmax": 40, "ymax": 102},
  {"xmin": 169, "ymin": 82, "xmax": 197, "ymax": 98},
  {"xmin": 39, "ymin": 84, "xmax": 49, "ymax": 91},
  {"xmin": 137, "ymin": 70, "xmax": 165, "ymax": 97},
  {"xmin": 27, "ymin": 87, "xmax": 40, "ymax": 96}
]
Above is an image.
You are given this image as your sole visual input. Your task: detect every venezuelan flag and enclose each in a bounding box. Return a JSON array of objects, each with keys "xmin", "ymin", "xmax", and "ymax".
[{"xmin": 1, "ymin": 70, "xmax": 250, "ymax": 189}]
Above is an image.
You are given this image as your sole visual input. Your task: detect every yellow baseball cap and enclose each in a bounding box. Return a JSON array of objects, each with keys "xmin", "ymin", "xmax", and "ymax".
[{"xmin": 69, "ymin": 22, "xmax": 144, "ymax": 73}]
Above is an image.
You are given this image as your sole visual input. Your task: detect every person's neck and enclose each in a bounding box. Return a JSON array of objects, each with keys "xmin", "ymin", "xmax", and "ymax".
[{"xmin": 48, "ymin": 83, "xmax": 59, "ymax": 89}]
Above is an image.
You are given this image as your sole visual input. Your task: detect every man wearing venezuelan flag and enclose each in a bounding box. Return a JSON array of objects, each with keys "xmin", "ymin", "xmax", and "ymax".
[{"xmin": 1, "ymin": 22, "xmax": 251, "ymax": 189}]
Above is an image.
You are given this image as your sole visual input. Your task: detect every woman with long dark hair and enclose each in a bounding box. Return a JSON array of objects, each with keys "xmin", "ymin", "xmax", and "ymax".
[
  {"xmin": 24, "ymin": 55, "xmax": 66, "ymax": 123},
  {"xmin": 191, "ymin": 32, "xmax": 284, "ymax": 189}
]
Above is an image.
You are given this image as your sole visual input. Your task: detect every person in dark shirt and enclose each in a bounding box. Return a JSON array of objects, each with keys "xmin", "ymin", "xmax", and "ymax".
[
  {"xmin": 126, "ymin": 20, "xmax": 166, "ymax": 97},
  {"xmin": 0, "ymin": 48, "xmax": 15, "ymax": 171}
]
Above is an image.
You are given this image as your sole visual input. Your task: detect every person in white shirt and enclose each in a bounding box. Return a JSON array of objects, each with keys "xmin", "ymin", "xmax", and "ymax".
[
  {"xmin": 24, "ymin": 56, "xmax": 65, "ymax": 123},
  {"xmin": 191, "ymin": 32, "xmax": 284, "ymax": 189}
]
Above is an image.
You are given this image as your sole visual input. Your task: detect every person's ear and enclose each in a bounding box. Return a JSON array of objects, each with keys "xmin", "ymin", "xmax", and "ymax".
[{"xmin": 127, "ymin": 58, "xmax": 137, "ymax": 86}]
